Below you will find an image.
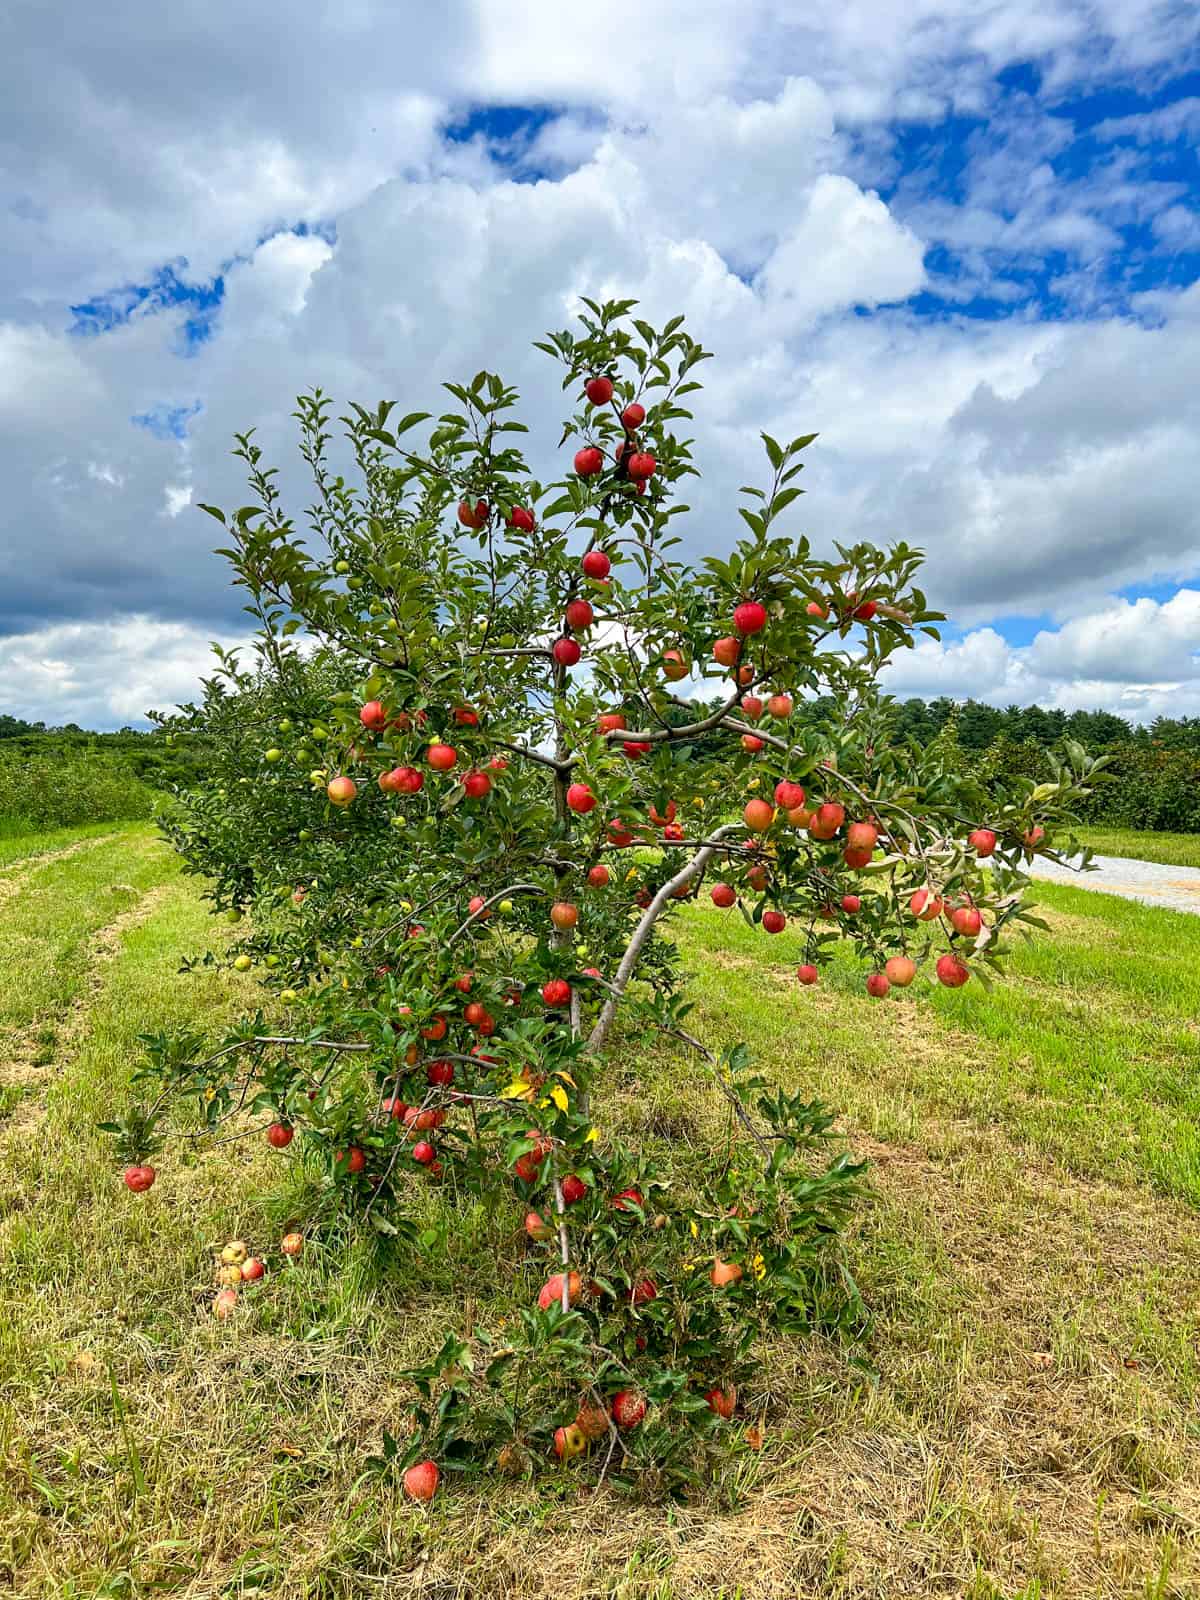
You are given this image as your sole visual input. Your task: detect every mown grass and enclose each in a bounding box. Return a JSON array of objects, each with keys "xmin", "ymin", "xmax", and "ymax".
[
  {"xmin": 1075, "ymin": 825, "xmax": 1200, "ymax": 868},
  {"xmin": 1, "ymin": 826, "xmax": 1198, "ymax": 1599},
  {"xmin": 0, "ymin": 818, "xmax": 137, "ymax": 869}
]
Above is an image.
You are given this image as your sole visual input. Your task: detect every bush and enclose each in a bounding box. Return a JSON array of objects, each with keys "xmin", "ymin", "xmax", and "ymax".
[{"xmin": 0, "ymin": 749, "xmax": 156, "ymax": 833}]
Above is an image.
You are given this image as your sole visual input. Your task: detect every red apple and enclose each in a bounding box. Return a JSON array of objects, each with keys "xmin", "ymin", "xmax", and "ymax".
[
  {"xmin": 122, "ymin": 1164, "xmax": 156, "ymax": 1193},
  {"xmin": 538, "ymin": 1270, "xmax": 582, "ymax": 1311},
  {"xmin": 550, "ymin": 901, "xmax": 578, "ymax": 930},
  {"xmin": 662, "ymin": 649, "xmax": 689, "ymax": 680},
  {"xmin": 426, "ymin": 743, "xmax": 457, "ymax": 771},
  {"xmin": 574, "ymin": 447, "xmax": 604, "ymax": 477},
  {"xmin": 336, "ymin": 1146, "xmax": 366, "ymax": 1175},
  {"xmin": 1023, "ymin": 825, "xmax": 1046, "ymax": 850},
  {"xmin": 806, "ymin": 599, "xmax": 829, "ymax": 619},
  {"xmin": 240, "ymin": 1257, "xmax": 265, "ymax": 1282},
  {"xmin": 412, "ymin": 1140, "xmax": 437, "ymax": 1165},
  {"xmin": 808, "ymin": 802, "xmax": 845, "ymax": 840},
  {"xmin": 743, "ymin": 798, "xmax": 775, "ymax": 832},
  {"xmin": 733, "ymin": 600, "xmax": 767, "ymax": 635},
  {"xmin": 582, "ymin": 549, "xmax": 611, "ymax": 580},
  {"xmin": 326, "ymin": 776, "xmax": 357, "ymax": 807},
  {"xmin": 565, "ymin": 598, "xmax": 594, "ymax": 630},
  {"xmin": 774, "ymin": 780, "xmax": 806, "ymax": 810},
  {"xmin": 453, "ymin": 705, "xmax": 479, "ymax": 726},
  {"xmin": 621, "ymin": 402, "xmax": 646, "ymax": 430},
  {"xmin": 402, "ymin": 1459, "xmax": 440, "ymax": 1502},
  {"xmin": 541, "ymin": 978, "xmax": 571, "ymax": 1007},
  {"xmin": 587, "ymin": 863, "xmax": 610, "ymax": 887},
  {"xmin": 710, "ymin": 1258, "xmax": 743, "ymax": 1287},
  {"xmin": 885, "ymin": 955, "xmax": 917, "ymax": 987},
  {"xmin": 950, "ymin": 905, "xmax": 982, "ymax": 938},
  {"xmin": 553, "ymin": 637, "xmax": 582, "ymax": 667},
  {"xmin": 712, "ymin": 635, "xmax": 741, "ymax": 667},
  {"xmin": 740, "ymin": 695, "xmax": 763, "ymax": 720},
  {"xmin": 280, "ymin": 1231, "xmax": 304, "ymax": 1256},
  {"xmin": 841, "ymin": 894, "xmax": 861, "ymax": 914},
  {"xmin": 525, "ymin": 1209, "xmax": 555, "ymax": 1242},
  {"xmin": 421, "ymin": 1014, "xmax": 448, "ymax": 1040},
  {"xmin": 359, "ymin": 700, "xmax": 387, "ymax": 731},
  {"xmin": 767, "ymin": 694, "xmax": 793, "ymax": 719},
  {"xmin": 611, "ymin": 1187, "xmax": 643, "ymax": 1213},
  {"xmin": 462, "ymin": 770, "xmax": 491, "ymax": 799},
  {"xmin": 852, "ymin": 599, "xmax": 877, "ymax": 621},
  {"xmin": 266, "ymin": 1122, "xmax": 293, "ymax": 1149},
  {"xmin": 741, "ymin": 734, "xmax": 764, "ymax": 754},
  {"xmin": 631, "ymin": 1276, "xmax": 658, "ymax": 1305},
  {"xmin": 562, "ymin": 1174, "xmax": 587, "ymax": 1205},
  {"xmin": 969, "ymin": 827, "xmax": 997, "ymax": 857},
  {"xmin": 554, "ymin": 1423, "xmax": 586, "ymax": 1459},
  {"xmin": 213, "ymin": 1287, "xmax": 239, "ymax": 1319},
  {"xmin": 427, "ymin": 1059, "xmax": 454, "ymax": 1086},
  {"xmin": 866, "ymin": 972, "xmax": 890, "ymax": 999},
  {"xmin": 395, "ymin": 765, "xmax": 424, "ymax": 793},
  {"xmin": 936, "ymin": 953, "xmax": 970, "ymax": 988},
  {"xmin": 507, "ymin": 505, "xmax": 535, "ymax": 532},
  {"xmin": 597, "ymin": 710, "xmax": 625, "ymax": 733},
  {"xmin": 843, "ymin": 845, "xmax": 872, "ymax": 870},
  {"xmin": 909, "ymin": 888, "xmax": 942, "ymax": 921},
  {"xmin": 711, "ymin": 883, "xmax": 737, "ymax": 908},
  {"xmin": 846, "ymin": 821, "xmax": 878, "ymax": 853},
  {"xmin": 796, "ymin": 964, "xmax": 819, "ymax": 986},
  {"xmin": 706, "ymin": 1386, "xmax": 736, "ymax": 1420},
  {"xmin": 761, "ymin": 910, "xmax": 786, "ymax": 934},
  {"xmin": 585, "ymin": 375, "xmax": 614, "ymax": 405},
  {"xmin": 457, "ymin": 499, "xmax": 488, "ymax": 530},
  {"xmin": 567, "ymin": 782, "xmax": 596, "ymax": 814}
]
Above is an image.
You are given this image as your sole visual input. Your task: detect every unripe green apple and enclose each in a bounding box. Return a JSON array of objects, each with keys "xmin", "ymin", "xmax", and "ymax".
[
  {"xmin": 346, "ymin": 576, "xmax": 363, "ymax": 590},
  {"xmin": 335, "ymin": 560, "xmax": 350, "ymax": 574},
  {"xmin": 298, "ymin": 829, "xmax": 312, "ymax": 841},
  {"xmin": 280, "ymin": 989, "xmax": 298, "ymax": 1003},
  {"xmin": 265, "ymin": 748, "xmax": 282, "ymax": 763},
  {"xmin": 277, "ymin": 719, "xmax": 292, "ymax": 733},
  {"xmin": 265, "ymin": 954, "xmax": 279, "ymax": 968},
  {"xmin": 498, "ymin": 899, "xmax": 514, "ymax": 914},
  {"xmin": 233, "ymin": 955, "xmax": 252, "ymax": 972},
  {"xmin": 225, "ymin": 908, "xmax": 242, "ymax": 923},
  {"xmin": 390, "ymin": 815, "xmax": 407, "ymax": 829}
]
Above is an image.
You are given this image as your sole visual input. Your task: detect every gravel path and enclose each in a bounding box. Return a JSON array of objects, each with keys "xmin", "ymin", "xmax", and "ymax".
[{"xmin": 1027, "ymin": 852, "xmax": 1200, "ymax": 915}]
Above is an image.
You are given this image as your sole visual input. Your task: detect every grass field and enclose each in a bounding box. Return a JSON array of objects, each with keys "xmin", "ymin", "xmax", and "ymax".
[
  {"xmin": 1074, "ymin": 825, "xmax": 1200, "ymax": 869},
  {"xmin": 2, "ymin": 825, "xmax": 1199, "ymax": 1598}
]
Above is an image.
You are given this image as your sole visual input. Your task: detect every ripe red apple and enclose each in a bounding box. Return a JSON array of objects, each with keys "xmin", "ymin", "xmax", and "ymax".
[
  {"xmin": 711, "ymin": 883, "xmax": 737, "ymax": 908},
  {"xmin": 504, "ymin": 505, "xmax": 535, "ymax": 534},
  {"xmin": 741, "ymin": 734, "xmax": 765, "ymax": 754},
  {"xmin": 736, "ymin": 663, "xmax": 755, "ymax": 686},
  {"xmin": 846, "ymin": 821, "xmax": 879, "ymax": 853},
  {"xmin": 240, "ymin": 1257, "xmax": 265, "ymax": 1282},
  {"xmin": 631, "ymin": 1276, "xmax": 658, "ymax": 1305},
  {"xmin": 427, "ymin": 1059, "xmax": 454, "ymax": 1086},
  {"xmin": 541, "ymin": 978, "xmax": 571, "ymax": 1007},
  {"xmin": 378, "ymin": 767, "xmax": 402, "ymax": 794},
  {"xmin": 327, "ymin": 776, "xmax": 357, "ymax": 807},
  {"xmin": 808, "ymin": 802, "xmax": 845, "ymax": 840},
  {"xmin": 464, "ymin": 999, "xmax": 488, "ymax": 1026},
  {"xmin": 648, "ymin": 801, "xmax": 678, "ymax": 830},
  {"xmin": 421, "ymin": 1014, "xmax": 448, "ymax": 1040},
  {"xmin": 740, "ymin": 695, "xmax": 764, "ymax": 721},
  {"xmin": 395, "ymin": 765, "xmax": 424, "ymax": 793},
  {"xmin": 359, "ymin": 700, "xmax": 387, "ymax": 731},
  {"xmin": 575, "ymin": 1401, "xmax": 609, "ymax": 1441},
  {"xmin": 562, "ymin": 1174, "xmax": 588, "ymax": 1205},
  {"xmin": 806, "ymin": 599, "xmax": 830, "ymax": 619},
  {"xmin": 587, "ymin": 864, "xmax": 610, "ymax": 887},
  {"xmin": 280, "ymin": 1231, "xmax": 304, "ymax": 1256},
  {"xmin": 582, "ymin": 548, "xmax": 611, "ymax": 579},
  {"xmin": 797, "ymin": 963, "xmax": 820, "ymax": 986},
  {"xmin": 457, "ymin": 499, "xmax": 488, "ymax": 530},
  {"xmin": 852, "ymin": 599, "xmax": 877, "ymax": 621},
  {"xmin": 909, "ymin": 887, "xmax": 943, "ymax": 921},
  {"xmin": 733, "ymin": 600, "xmax": 768, "ymax": 635},
  {"xmin": 213, "ymin": 1287, "xmax": 239, "ymax": 1319},
  {"xmin": 606, "ymin": 820, "xmax": 634, "ymax": 847},
  {"xmin": 767, "ymin": 693, "xmax": 793, "ymax": 719},
  {"xmin": 554, "ymin": 1423, "xmax": 587, "ymax": 1459},
  {"xmin": 788, "ymin": 806, "xmax": 814, "ymax": 829},
  {"xmin": 565, "ymin": 598, "xmax": 594, "ymax": 630},
  {"xmin": 626, "ymin": 451, "xmax": 656, "ymax": 480},
  {"xmin": 743, "ymin": 798, "xmax": 775, "ymax": 832},
  {"xmin": 585, "ymin": 375, "xmax": 614, "ymax": 405},
  {"xmin": 843, "ymin": 845, "xmax": 872, "ymax": 869},
  {"xmin": 612, "ymin": 1389, "xmax": 647, "ymax": 1430},
  {"xmin": 621, "ymin": 402, "xmax": 646, "ymax": 430},
  {"xmin": 382, "ymin": 1096, "xmax": 407, "ymax": 1120},
  {"xmin": 1024, "ymin": 825, "xmax": 1046, "ymax": 850},
  {"xmin": 712, "ymin": 635, "xmax": 741, "ymax": 667},
  {"xmin": 574, "ymin": 447, "xmax": 604, "ymax": 477},
  {"xmin": 412, "ymin": 1140, "xmax": 437, "ymax": 1165},
  {"xmin": 936, "ymin": 953, "xmax": 970, "ymax": 988},
  {"xmin": 706, "ymin": 1385, "xmax": 736, "ymax": 1420},
  {"xmin": 538, "ymin": 1271, "xmax": 582, "ymax": 1310},
  {"xmin": 567, "ymin": 782, "xmax": 596, "ymax": 814},
  {"xmin": 950, "ymin": 905, "xmax": 982, "ymax": 938},
  {"xmin": 550, "ymin": 901, "xmax": 578, "ymax": 930},
  {"xmin": 774, "ymin": 780, "xmax": 806, "ymax": 810},
  {"xmin": 525, "ymin": 1209, "xmax": 555, "ymax": 1242},
  {"xmin": 841, "ymin": 894, "xmax": 861, "ymax": 914},
  {"xmin": 337, "ymin": 1146, "xmax": 366, "ymax": 1175},
  {"xmin": 762, "ymin": 910, "xmax": 786, "ymax": 934},
  {"xmin": 597, "ymin": 710, "xmax": 625, "ymax": 733},
  {"xmin": 662, "ymin": 648, "xmax": 689, "ymax": 681},
  {"xmin": 884, "ymin": 955, "xmax": 917, "ymax": 987},
  {"xmin": 866, "ymin": 972, "xmax": 890, "ymax": 999},
  {"xmin": 402, "ymin": 1459, "xmax": 440, "ymax": 1502},
  {"xmin": 746, "ymin": 862, "xmax": 769, "ymax": 891},
  {"xmin": 266, "ymin": 1122, "xmax": 293, "ymax": 1149},
  {"xmin": 462, "ymin": 770, "xmax": 491, "ymax": 799},
  {"xmin": 969, "ymin": 827, "xmax": 997, "ymax": 857},
  {"xmin": 553, "ymin": 637, "xmax": 582, "ymax": 667},
  {"xmin": 122, "ymin": 1164, "xmax": 156, "ymax": 1193},
  {"xmin": 426, "ymin": 743, "xmax": 457, "ymax": 771},
  {"xmin": 710, "ymin": 1258, "xmax": 743, "ymax": 1288},
  {"xmin": 611, "ymin": 1187, "xmax": 643, "ymax": 1213}
]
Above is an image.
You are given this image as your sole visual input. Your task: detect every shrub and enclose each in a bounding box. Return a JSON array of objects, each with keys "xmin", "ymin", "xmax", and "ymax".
[{"xmin": 0, "ymin": 749, "xmax": 155, "ymax": 832}]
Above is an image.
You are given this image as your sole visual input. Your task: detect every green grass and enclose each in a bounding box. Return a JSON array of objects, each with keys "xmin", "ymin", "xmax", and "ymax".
[
  {"xmin": 1, "ymin": 826, "xmax": 1198, "ymax": 1599},
  {"xmin": 1074, "ymin": 824, "xmax": 1200, "ymax": 868},
  {"xmin": 0, "ymin": 818, "xmax": 142, "ymax": 870}
]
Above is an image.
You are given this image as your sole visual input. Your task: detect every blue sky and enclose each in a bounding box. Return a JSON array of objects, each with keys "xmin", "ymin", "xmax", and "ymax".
[{"xmin": 1, "ymin": 0, "xmax": 1199, "ymax": 726}]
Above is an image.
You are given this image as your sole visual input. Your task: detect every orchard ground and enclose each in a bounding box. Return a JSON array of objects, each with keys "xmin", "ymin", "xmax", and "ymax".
[{"xmin": 1, "ymin": 824, "xmax": 1198, "ymax": 1599}]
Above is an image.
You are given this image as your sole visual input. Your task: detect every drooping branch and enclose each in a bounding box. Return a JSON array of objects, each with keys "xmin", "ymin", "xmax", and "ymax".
[{"xmin": 586, "ymin": 823, "xmax": 740, "ymax": 1053}]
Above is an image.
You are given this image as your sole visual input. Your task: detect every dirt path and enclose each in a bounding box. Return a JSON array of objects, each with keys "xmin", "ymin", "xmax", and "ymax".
[{"xmin": 1028, "ymin": 850, "xmax": 1200, "ymax": 914}]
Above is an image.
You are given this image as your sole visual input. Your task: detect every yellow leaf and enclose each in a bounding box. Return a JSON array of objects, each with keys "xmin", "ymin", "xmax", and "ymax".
[
  {"xmin": 752, "ymin": 1252, "xmax": 767, "ymax": 1281},
  {"xmin": 550, "ymin": 1084, "xmax": 569, "ymax": 1113},
  {"xmin": 584, "ymin": 1126, "xmax": 599, "ymax": 1143},
  {"xmin": 689, "ymin": 1219, "xmax": 699, "ymax": 1238},
  {"xmin": 500, "ymin": 1079, "xmax": 534, "ymax": 1101},
  {"xmin": 555, "ymin": 1070, "xmax": 577, "ymax": 1088}
]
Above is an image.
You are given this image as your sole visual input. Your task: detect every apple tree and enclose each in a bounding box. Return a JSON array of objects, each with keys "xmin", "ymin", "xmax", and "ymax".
[{"xmin": 112, "ymin": 299, "xmax": 1100, "ymax": 1492}]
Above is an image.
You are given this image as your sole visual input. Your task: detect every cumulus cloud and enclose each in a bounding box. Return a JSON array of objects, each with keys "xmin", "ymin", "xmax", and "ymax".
[{"xmin": 1, "ymin": 1, "xmax": 1198, "ymax": 726}]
